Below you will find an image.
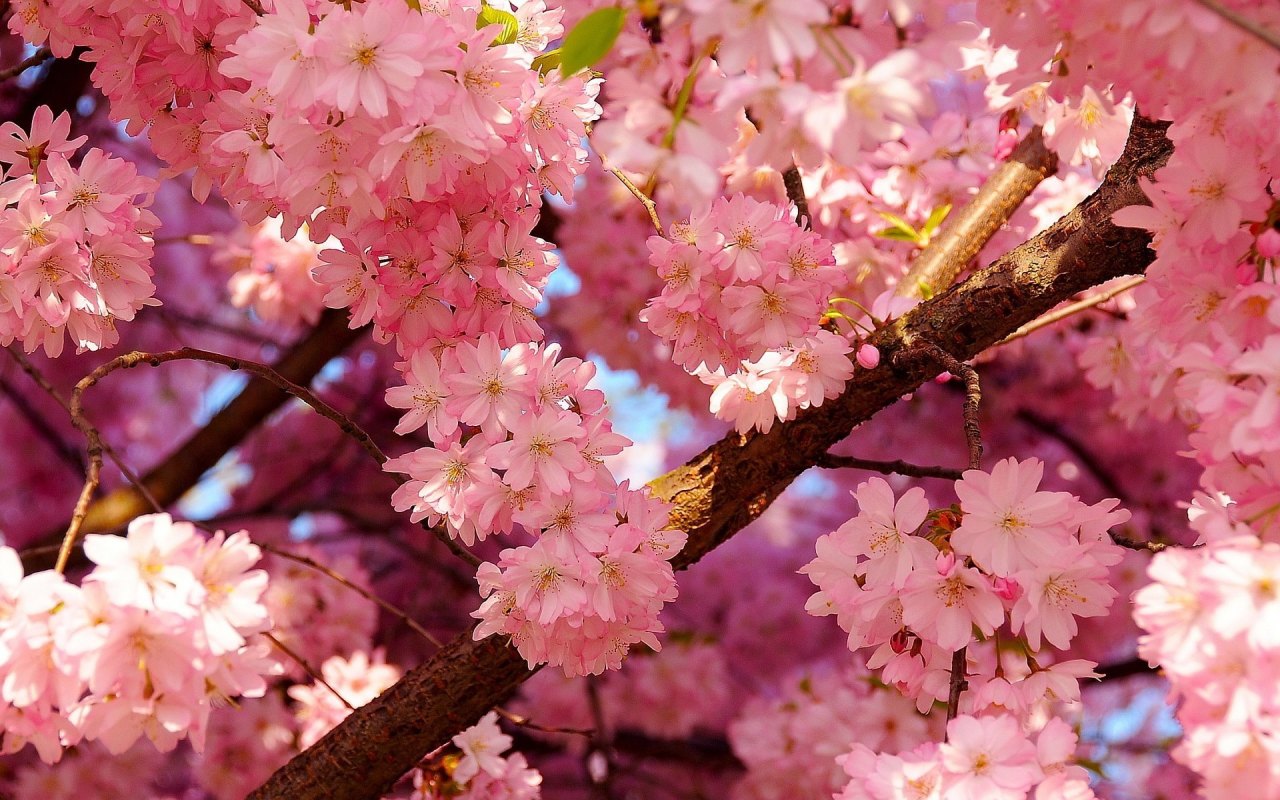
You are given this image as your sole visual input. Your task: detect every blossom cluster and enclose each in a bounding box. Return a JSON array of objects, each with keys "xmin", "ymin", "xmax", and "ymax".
[
  {"xmin": 1134, "ymin": 540, "xmax": 1280, "ymax": 798},
  {"xmin": 10, "ymin": 0, "xmax": 598, "ymax": 362},
  {"xmin": 223, "ymin": 0, "xmax": 599, "ymax": 358},
  {"xmin": 408, "ymin": 711, "xmax": 542, "ymax": 800},
  {"xmin": 638, "ymin": 194, "xmax": 868, "ymax": 433},
  {"xmin": 215, "ymin": 217, "xmax": 330, "ymax": 328},
  {"xmin": 983, "ymin": 1, "xmax": 1280, "ymax": 791},
  {"xmin": 838, "ymin": 714, "xmax": 1091, "ymax": 800},
  {"xmin": 729, "ymin": 666, "xmax": 932, "ymax": 800},
  {"xmin": 384, "ymin": 333, "xmax": 685, "ymax": 675},
  {"xmin": 0, "ymin": 107, "xmax": 158, "ymax": 357},
  {"xmin": 0, "ymin": 513, "xmax": 274, "ymax": 763},
  {"xmin": 803, "ymin": 460, "xmax": 1128, "ymax": 797},
  {"xmin": 640, "ymin": 194, "xmax": 842, "ymax": 372}
]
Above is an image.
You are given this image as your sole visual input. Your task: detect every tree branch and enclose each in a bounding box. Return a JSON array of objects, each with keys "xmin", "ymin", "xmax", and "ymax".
[
  {"xmin": 899, "ymin": 126, "xmax": 1058, "ymax": 299},
  {"xmin": 22, "ymin": 309, "xmax": 367, "ymax": 572},
  {"xmin": 0, "ymin": 46, "xmax": 52, "ymax": 82},
  {"xmin": 1194, "ymin": 0, "xmax": 1280, "ymax": 53},
  {"xmin": 249, "ymin": 115, "xmax": 1172, "ymax": 800}
]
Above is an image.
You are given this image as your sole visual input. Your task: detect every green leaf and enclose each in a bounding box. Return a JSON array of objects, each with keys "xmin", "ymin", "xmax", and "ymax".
[
  {"xmin": 875, "ymin": 210, "xmax": 920, "ymax": 242},
  {"xmin": 531, "ymin": 48, "xmax": 562, "ymax": 75},
  {"xmin": 875, "ymin": 227, "xmax": 921, "ymax": 243},
  {"xmin": 920, "ymin": 203, "xmax": 952, "ymax": 237},
  {"xmin": 559, "ymin": 6, "xmax": 625, "ymax": 76},
  {"xmin": 476, "ymin": 3, "xmax": 520, "ymax": 46}
]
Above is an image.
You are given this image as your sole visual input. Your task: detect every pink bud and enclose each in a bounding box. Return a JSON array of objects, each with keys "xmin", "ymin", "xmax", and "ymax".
[
  {"xmin": 935, "ymin": 550, "xmax": 956, "ymax": 575},
  {"xmin": 1258, "ymin": 228, "xmax": 1280, "ymax": 259},
  {"xmin": 890, "ymin": 629, "xmax": 912, "ymax": 654},
  {"xmin": 993, "ymin": 127, "xmax": 1019, "ymax": 161},
  {"xmin": 856, "ymin": 343, "xmax": 880, "ymax": 369},
  {"xmin": 992, "ymin": 575, "xmax": 1021, "ymax": 602}
]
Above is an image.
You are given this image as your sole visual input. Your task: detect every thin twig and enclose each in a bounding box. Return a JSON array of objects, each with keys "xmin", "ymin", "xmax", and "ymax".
[
  {"xmin": 60, "ymin": 374, "xmax": 108, "ymax": 573},
  {"xmin": 0, "ymin": 376, "xmax": 85, "ymax": 477},
  {"xmin": 261, "ymin": 543, "xmax": 442, "ymax": 648},
  {"xmin": 8, "ymin": 347, "xmax": 165, "ymax": 519},
  {"xmin": 814, "ymin": 453, "xmax": 963, "ymax": 480},
  {"xmin": 241, "ymin": 0, "xmax": 267, "ymax": 16},
  {"xmin": 493, "ymin": 706, "xmax": 594, "ymax": 738},
  {"xmin": 1000, "ymin": 276, "xmax": 1145, "ymax": 346},
  {"xmin": 263, "ymin": 631, "xmax": 356, "ymax": 711},
  {"xmin": 75, "ymin": 348, "xmax": 389, "ymax": 467},
  {"xmin": 63, "ymin": 346, "xmax": 481, "ymax": 569},
  {"xmin": 782, "ymin": 165, "xmax": 812, "ymax": 230},
  {"xmin": 1110, "ymin": 533, "xmax": 1173, "ymax": 554},
  {"xmin": 0, "ymin": 47, "xmax": 52, "ymax": 82},
  {"xmin": 919, "ymin": 344, "xmax": 983, "ymax": 472},
  {"xmin": 604, "ymin": 159, "xmax": 663, "ymax": 233},
  {"xmin": 916, "ymin": 343, "xmax": 982, "ymax": 727},
  {"xmin": 1194, "ymin": 0, "xmax": 1280, "ymax": 53}
]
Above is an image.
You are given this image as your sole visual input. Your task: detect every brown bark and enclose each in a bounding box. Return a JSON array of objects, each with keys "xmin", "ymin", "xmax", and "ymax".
[{"xmin": 249, "ymin": 116, "xmax": 1172, "ymax": 800}]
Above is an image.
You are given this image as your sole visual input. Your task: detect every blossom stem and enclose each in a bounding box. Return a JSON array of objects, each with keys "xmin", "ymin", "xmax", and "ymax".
[
  {"xmin": 264, "ymin": 631, "xmax": 357, "ymax": 711},
  {"xmin": 999, "ymin": 276, "xmax": 1145, "ymax": 346},
  {"xmin": 644, "ymin": 47, "xmax": 710, "ymax": 196},
  {"xmin": 262, "ymin": 544, "xmax": 443, "ymax": 647},
  {"xmin": 1194, "ymin": 0, "xmax": 1280, "ymax": 53}
]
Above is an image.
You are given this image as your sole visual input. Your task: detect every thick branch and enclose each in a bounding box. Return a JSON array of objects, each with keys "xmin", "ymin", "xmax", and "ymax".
[{"xmin": 250, "ymin": 116, "xmax": 1171, "ymax": 800}]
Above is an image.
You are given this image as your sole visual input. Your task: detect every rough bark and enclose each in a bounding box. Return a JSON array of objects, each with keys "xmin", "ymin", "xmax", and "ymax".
[{"xmin": 249, "ymin": 115, "xmax": 1172, "ymax": 800}]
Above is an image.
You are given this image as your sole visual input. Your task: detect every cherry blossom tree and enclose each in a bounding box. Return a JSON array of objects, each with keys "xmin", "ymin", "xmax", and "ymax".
[{"xmin": 0, "ymin": 0, "xmax": 1274, "ymax": 798}]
